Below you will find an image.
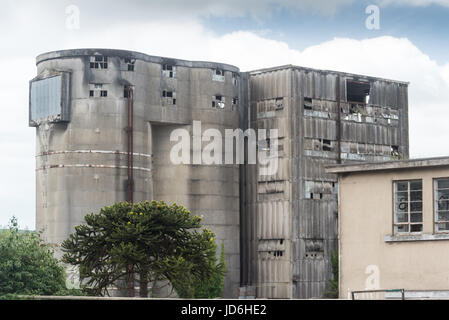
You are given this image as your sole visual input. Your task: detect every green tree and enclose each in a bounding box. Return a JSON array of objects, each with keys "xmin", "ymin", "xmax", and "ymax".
[
  {"xmin": 324, "ymin": 250, "xmax": 339, "ymax": 299},
  {"xmin": 192, "ymin": 242, "xmax": 226, "ymax": 298},
  {"xmin": 0, "ymin": 217, "xmax": 67, "ymax": 296},
  {"xmin": 61, "ymin": 201, "xmax": 223, "ymax": 298}
]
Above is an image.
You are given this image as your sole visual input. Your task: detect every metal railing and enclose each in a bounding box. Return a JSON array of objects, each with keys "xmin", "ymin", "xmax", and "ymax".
[{"xmin": 351, "ymin": 289, "xmax": 405, "ymax": 300}]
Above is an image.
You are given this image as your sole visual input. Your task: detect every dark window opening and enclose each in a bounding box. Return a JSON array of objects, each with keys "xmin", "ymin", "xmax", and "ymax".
[
  {"xmin": 321, "ymin": 139, "xmax": 332, "ymax": 151},
  {"xmin": 90, "ymin": 56, "xmax": 108, "ymax": 69},
  {"xmin": 272, "ymin": 251, "xmax": 284, "ymax": 257},
  {"xmin": 347, "ymin": 80, "xmax": 370, "ymax": 104},
  {"xmin": 304, "ymin": 97, "xmax": 313, "ymax": 110},
  {"xmin": 232, "ymin": 72, "xmax": 238, "ymax": 85},
  {"xmin": 173, "ymin": 98, "xmax": 176, "ymax": 105},
  {"xmin": 124, "ymin": 58, "xmax": 135, "ymax": 72},
  {"xmin": 100, "ymin": 90, "xmax": 107, "ymax": 97},
  {"xmin": 391, "ymin": 145, "xmax": 400, "ymax": 157},
  {"xmin": 162, "ymin": 65, "xmax": 175, "ymax": 78},
  {"xmin": 163, "ymin": 90, "xmax": 174, "ymax": 98},
  {"xmin": 216, "ymin": 69, "xmax": 224, "ymax": 76},
  {"xmin": 89, "ymin": 90, "xmax": 94, "ymax": 97},
  {"xmin": 124, "ymin": 86, "xmax": 134, "ymax": 98},
  {"xmin": 349, "ymin": 103, "xmax": 358, "ymax": 114}
]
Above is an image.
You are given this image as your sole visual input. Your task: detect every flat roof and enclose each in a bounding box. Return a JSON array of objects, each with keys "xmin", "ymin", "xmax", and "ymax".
[
  {"xmin": 36, "ymin": 48, "xmax": 240, "ymax": 73},
  {"xmin": 248, "ymin": 64, "xmax": 409, "ymax": 86},
  {"xmin": 325, "ymin": 156, "xmax": 449, "ymax": 174}
]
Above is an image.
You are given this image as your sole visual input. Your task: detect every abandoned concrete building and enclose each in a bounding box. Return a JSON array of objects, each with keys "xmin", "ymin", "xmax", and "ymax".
[{"xmin": 29, "ymin": 49, "xmax": 409, "ymax": 299}]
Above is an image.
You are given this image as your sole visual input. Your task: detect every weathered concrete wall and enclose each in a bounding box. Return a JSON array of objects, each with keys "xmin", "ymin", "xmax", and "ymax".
[
  {"xmin": 241, "ymin": 65, "xmax": 409, "ymax": 299},
  {"xmin": 33, "ymin": 49, "xmax": 240, "ymax": 298}
]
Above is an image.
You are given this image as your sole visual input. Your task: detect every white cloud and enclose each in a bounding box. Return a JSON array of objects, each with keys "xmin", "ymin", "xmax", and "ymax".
[
  {"xmin": 1, "ymin": 3, "xmax": 449, "ymax": 229},
  {"xmin": 60, "ymin": 21, "xmax": 449, "ymax": 159}
]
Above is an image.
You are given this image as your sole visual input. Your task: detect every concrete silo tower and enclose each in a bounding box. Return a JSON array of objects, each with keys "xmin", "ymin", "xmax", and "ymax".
[{"xmin": 29, "ymin": 49, "xmax": 241, "ymax": 297}]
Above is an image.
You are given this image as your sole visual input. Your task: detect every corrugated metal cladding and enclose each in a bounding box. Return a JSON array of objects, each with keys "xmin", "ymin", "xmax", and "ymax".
[{"xmin": 240, "ymin": 66, "xmax": 409, "ymax": 299}]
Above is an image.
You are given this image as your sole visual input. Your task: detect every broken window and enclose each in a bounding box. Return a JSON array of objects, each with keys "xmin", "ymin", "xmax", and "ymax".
[
  {"xmin": 124, "ymin": 85, "xmax": 134, "ymax": 98},
  {"xmin": 232, "ymin": 72, "xmax": 238, "ymax": 86},
  {"xmin": 89, "ymin": 84, "xmax": 107, "ymax": 98},
  {"xmin": 391, "ymin": 145, "xmax": 399, "ymax": 157},
  {"xmin": 394, "ymin": 180, "xmax": 423, "ymax": 234},
  {"xmin": 162, "ymin": 90, "xmax": 176, "ymax": 105},
  {"xmin": 434, "ymin": 178, "xmax": 449, "ymax": 233},
  {"xmin": 322, "ymin": 139, "xmax": 332, "ymax": 151},
  {"xmin": 304, "ymin": 97, "xmax": 313, "ymax": 110},
  {"xmin": 29, "ymin": 73, "xmax": 71, "ymax": 126},
  {"xmin": 212, "ymin": 95, "xmax": 225, "ymax": 109},
  {"xmin": 304, "ymin": 239, "xmax": 324, "ymax": 259},
  {"xmin": 232, "ymin": 97, "xmax": 238, "ymax": 111},
  {"xmin": 346, "ymin": 79, "xmax": 370, "ymax": 104},
  {"xmin": 275, "ymin": 97, "xmax": 283, "ymax": 110},
  {"xmin": 162, "ymin": 64, "xmax": 176, "ymax": 78},
  {"xmin": 90, "ymin": 56, "xmax": 108, "ymax": 69},
  {"xmin": 163, "ymin": 90, "xmax": 173, "ymax": 98},
  {"xmin": 124, "ymin": 58, "xmax": 135, "ymax": 71},
  {"xmin": 212, "ymin": 69, "xmax": 225, "ymax": 82}
]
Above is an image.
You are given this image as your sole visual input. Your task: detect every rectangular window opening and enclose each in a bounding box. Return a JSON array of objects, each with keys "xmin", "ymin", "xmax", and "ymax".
[
  {"xmin": 162, "ymin": 64, "xmax": 175, "ymax": 78},
  {"xmin": 304, "ymin": 97, "xmax": 313, "ymax": 110},
  {"xmin": 394, "ymin": 180, "xmax": 423, "ymax": 235},
  {"xmin": 347, "ymin": 79, "xmax": 370, "ymax": 104},
  {"xmin": 435, "ymin": 178, "xmax": 449, "ymax": 233},
  {"xmin": 90, "ymin": 56, "xmax": 108, "ymax": 69},
  {"xmin": 212, "ymin": 95, "xmax": 225, "ymax": 109}
]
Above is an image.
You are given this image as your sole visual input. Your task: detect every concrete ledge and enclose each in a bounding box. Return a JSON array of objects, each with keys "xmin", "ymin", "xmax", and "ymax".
[
  {"xmin": 326, "ymin": 156, "xmax": 449, "ymax": 174},
  {"xmin": 384, "ymin": 233, "xmax": 449, "ymax": 242}
]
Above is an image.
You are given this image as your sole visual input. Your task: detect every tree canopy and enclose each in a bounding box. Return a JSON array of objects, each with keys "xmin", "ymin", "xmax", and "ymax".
[
  {"xmin": 62, "ymin": 201, "xmax": 225, "ymax": 298},
  {"xmin": 0, "ymin": 217, "xmax": 68, "ymax": 297}
]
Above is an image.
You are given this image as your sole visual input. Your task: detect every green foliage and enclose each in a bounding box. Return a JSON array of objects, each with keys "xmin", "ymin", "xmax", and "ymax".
[
  {"xmin": 0, "ymin": 217, "xmax": 67, "ymax": 297},
  {"xmin": 324, "ymin": 250, "xmax": 339, "ymax": 299},
  {"xmin": 62, "ymin": 201, "xmax": 222, "ymax": 297},
  {"xmin": 173, "ymin": 242, "xmax": 226, "ymax": 298},
  {"xmin": 193, "ymin": 241, "xmax": 226, "ymax": 298}
]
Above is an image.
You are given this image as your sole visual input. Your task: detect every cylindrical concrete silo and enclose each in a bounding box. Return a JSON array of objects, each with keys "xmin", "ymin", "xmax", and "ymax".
[{"xmin": 30, "ymin": 49, "xmax": 241, "ymax": 297}]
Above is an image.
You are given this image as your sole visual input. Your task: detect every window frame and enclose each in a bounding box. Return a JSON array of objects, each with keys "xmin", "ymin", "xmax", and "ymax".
[
  {"xmin": 433, "ymin": 177, "xmax": 449, "ymax": 234},
  {"xmin": 392, "ymin": 179, "xmax": 423, "ymax": 235}
]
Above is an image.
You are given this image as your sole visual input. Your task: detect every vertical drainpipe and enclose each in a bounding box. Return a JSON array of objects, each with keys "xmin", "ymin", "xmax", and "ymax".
[
  {"xmin": 126, "ymin": 86, "xmax": 134, "ymax": 203},
  {"xmin": 126, "ymin": 86, "xmax": 135, "ymax": 297}
]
